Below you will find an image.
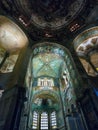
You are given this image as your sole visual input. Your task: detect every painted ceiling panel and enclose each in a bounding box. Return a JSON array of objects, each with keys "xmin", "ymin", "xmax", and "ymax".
[{"xmin": 32, "ymin": 53, "xmax": 65, "ymax": 78}]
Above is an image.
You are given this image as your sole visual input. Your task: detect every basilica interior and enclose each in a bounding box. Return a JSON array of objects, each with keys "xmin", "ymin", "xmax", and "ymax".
[{"xmin": 0, "ymin": 0, "xmax": 98, "ymax": 130}]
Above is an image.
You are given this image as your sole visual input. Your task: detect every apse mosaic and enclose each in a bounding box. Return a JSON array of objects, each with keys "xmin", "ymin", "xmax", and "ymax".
[
  {"xmin": 32, "ymin": 89, "xmax": 59, "ymax": 103},
  {"xmin": 33, "ymin": 98, "xmax": 58, "ymax": 108}
]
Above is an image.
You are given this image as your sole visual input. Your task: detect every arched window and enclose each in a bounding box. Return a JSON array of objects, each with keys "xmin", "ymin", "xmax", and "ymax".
[
  {"xmin": 0, "ymin": 54, "xmax": 19, "ymax": 73},
  {"xmin": 51, "ymin": 111, "xmax": 57, "ymax": 129},
  {"xmin": 32, "ymin": 111, "xmax": 38, "ymax": 129},
  {"xmin": 41, "ymin": 112, "xmax": 48, "ymax": 130},
  {"xmin": 0, "ymin": 48, "xmax": 19, "ymax": 73}
]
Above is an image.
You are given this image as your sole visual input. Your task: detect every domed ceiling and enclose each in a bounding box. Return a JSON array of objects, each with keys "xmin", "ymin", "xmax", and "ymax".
[{"xmin": 15, "ymin": 0, "xmax": 85, "ymax": 30}]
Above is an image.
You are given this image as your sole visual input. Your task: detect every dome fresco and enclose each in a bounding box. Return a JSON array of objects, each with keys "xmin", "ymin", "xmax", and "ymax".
[{"xmin": 15, "ymin": 0, "xmax": 85, "ymax": 29}]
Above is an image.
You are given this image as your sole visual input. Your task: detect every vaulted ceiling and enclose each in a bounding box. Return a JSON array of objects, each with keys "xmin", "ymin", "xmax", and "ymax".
[{"xmin": 32, "ymin": 53, "xmax": 64, "ymax": 78}]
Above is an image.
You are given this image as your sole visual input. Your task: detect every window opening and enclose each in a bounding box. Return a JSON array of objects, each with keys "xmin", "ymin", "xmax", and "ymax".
[
  {"xmin": 51, "ymin": 111, "xmax": 57, "ymax": 129},
  {"xmin": 41, "ymin": 112, "xmax": 48, "ymax": 130},
  {"xmin": 32, "ymin": 111, "xmax": 38, "ymax": 129}
]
